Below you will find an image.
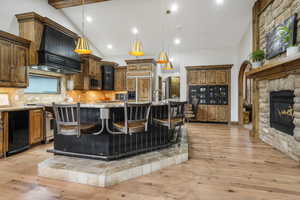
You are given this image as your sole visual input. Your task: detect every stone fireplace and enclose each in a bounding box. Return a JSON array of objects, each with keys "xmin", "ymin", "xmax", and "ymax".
[{"xmin": 258, "ymin": 74, "xmax": 300, "ymax": 161}]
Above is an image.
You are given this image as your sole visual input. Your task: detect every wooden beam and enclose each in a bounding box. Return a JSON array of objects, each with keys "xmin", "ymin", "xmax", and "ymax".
[{"xmin": 48, "ymin": 0, "xmax": 111, "ymax": 9}]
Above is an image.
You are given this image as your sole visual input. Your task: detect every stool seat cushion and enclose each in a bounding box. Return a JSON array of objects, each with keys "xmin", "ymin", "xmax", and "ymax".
[{"xmin": 113, "ymin": 121, "xmax": 146, "ymax": 129}]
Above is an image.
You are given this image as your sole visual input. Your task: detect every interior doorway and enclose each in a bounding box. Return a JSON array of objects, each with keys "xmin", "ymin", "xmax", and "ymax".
[{"xmin": 238, "ymin": 61, "xmax": 253, "ymax": 127}]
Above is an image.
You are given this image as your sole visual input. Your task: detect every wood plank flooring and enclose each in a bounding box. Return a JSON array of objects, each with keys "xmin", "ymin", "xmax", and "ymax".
[{"xmin": 1, "ymin": 123, "xmax": 300, "ymax": 200}]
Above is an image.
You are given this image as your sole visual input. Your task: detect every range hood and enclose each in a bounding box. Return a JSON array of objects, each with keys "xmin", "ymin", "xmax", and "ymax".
[{"xmin": 34, "ymin": 25, "xmax": 81, "ymax": 74}]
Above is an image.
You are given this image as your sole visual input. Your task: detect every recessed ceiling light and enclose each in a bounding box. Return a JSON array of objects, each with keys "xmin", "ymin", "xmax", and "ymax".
[
  {"xmin": 170, "ymin": 3, "xmax": 179, "ymax": 12},
  {"xmin": 174, "ymin": 38, "xmax": 181, "ymax": 45},
  {"xmin": 107, "ymin": 44, "xmax": 113, "ymax": 49},
  {"xmin": 216, "ymin": 0, "xmax": 224, "ymax": 5},
  {"xmin": 132, "ymin": 27, "xmax": 139, "ymax": 35},
  {"xmin": 86, "ymin": 16, "xmax": 93, "ymax": 22}
]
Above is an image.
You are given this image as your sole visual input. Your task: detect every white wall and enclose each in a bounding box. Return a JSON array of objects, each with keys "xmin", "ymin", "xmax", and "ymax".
[
  {"xmin": 0, "ymin": 0, "xmax": 78, "ymax": 36},
  {"xmin": 0, "ymin": 0, "xmax": 102, "ymax": 56}
]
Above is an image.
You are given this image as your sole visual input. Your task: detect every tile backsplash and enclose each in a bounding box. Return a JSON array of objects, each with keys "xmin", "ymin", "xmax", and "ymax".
[{"xmin": 0, "ymin": 71, "xmax": 126, "ymax": 106}]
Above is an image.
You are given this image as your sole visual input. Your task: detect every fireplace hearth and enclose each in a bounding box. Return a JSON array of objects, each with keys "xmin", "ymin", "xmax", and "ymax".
[{"xmin": 270, "ymin": 90, "xmax": 295, "ymax": 136}]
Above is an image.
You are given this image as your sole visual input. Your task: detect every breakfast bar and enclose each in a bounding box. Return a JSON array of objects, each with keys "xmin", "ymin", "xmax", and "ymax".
[{"xmin": 51, "ymin": 101, "xmax": 185, "ymax": 161}]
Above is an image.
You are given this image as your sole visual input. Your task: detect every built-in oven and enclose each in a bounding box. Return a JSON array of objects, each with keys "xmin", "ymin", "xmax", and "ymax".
[{"xmin": 128, "ymin": 91, "xmax": 136, "ymax": 101}]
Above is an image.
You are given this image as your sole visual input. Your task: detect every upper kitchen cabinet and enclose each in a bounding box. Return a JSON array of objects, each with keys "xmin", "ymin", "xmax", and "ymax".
[
  {"xmin": 0, "ymin": 31, "xmax": 30, "ymax": 88},
  {"xmin": 114, "ymin": 66, "xmax": 127, "ymax": 91},
  {"xmin": 69, "ymin": 54, "xmax": 103, "ymax": 90}
]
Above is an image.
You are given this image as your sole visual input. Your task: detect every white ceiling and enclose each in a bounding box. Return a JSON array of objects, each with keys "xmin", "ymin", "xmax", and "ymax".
[{"xmin": 61, "ymin": 0, "xmax": 255, "ymax": 59}]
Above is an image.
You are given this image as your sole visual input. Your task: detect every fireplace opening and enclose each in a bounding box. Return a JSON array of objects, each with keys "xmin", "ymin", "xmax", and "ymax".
[{"xmin": 270, "ymin": 90, "xmax": 295, "ymax": 135}]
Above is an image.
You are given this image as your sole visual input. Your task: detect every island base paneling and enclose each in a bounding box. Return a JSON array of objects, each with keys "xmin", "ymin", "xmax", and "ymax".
[{"xmin": 53, "ymin": 106, "xmax": 176, "ymax": 161}]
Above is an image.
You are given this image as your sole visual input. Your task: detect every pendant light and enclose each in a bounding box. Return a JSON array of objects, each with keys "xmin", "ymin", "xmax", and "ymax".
[
  {"xmin": 129, "ymin": 39, "xmax": 145, "ymax": 56},
  {"xmin": 74, "ymin": 0, "xmax": 92, "ymax": 55},
  {"xmin": 162, "ymin": 61, "xmax": 174, "ymax": 70},
  {"xmin": 157, "ymin": 0, "xmax": 169, "ymax": 64}
]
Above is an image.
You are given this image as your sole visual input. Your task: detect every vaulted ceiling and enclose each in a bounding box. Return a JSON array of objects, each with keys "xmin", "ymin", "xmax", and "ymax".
[{"xmin": 59, "ymin": 0, "xmax": 256, "ymax": 59}]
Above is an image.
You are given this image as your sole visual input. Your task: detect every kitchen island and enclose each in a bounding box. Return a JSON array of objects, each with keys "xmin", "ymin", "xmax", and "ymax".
[{"xmin": 51, "ymin": 101, "xmax": 184, "ymax": 161}]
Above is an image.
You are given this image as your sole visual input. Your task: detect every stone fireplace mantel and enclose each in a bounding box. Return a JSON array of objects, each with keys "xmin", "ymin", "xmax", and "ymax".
[{"xmin": 246, "ymin": 53, "xmax": 300, "ymax": 161}]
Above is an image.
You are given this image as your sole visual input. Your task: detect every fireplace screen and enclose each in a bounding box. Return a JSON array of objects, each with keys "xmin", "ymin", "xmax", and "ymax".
[{"xmin": 270, "ymin": 90, "xmax": 295, "ymax": 135}]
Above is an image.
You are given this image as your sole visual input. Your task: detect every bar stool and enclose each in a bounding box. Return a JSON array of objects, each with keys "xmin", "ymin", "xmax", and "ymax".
[
  {"xmin": 153, "ymin": 101, "xmax": 187, "ymax": 142},
  {"xmin": 112, "ymin": 103, "xmax": 151, "ymax": 134},
  {"xmin": 52, "ymin": 103, "xmax": 99, "ymax": 137}
]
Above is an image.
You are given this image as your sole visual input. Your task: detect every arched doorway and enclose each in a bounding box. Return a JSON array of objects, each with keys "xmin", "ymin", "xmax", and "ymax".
[{"xmin": 238, "ymin": 61, "xmax": 252, "ymax": 125}]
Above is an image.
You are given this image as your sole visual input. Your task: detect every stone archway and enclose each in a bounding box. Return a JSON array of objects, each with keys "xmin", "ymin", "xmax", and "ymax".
[{"xmin": 238, "ymin": 60, "xmax": 252, "ymax": 125}]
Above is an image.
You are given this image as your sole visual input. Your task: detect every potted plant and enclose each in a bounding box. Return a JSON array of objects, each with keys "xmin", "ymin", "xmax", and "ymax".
[
  {"xmin": 279, "ymin": 25, "xmax": 299, "ymax": 57},
  {"xmin": 249, "ymin": 50, "xmax": 265, "ymax": 68}
]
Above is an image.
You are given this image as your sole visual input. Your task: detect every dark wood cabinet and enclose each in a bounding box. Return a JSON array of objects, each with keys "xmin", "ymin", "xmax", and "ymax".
[
  {"xmin": 0, "ymin": 112, "xmax": 8, "ymax": 157},
  {"xmin": 102, "ymin": 65, "xmax": 115, "ymax": 90},
  {"xmin": 29, "ymin": 109, "xmax": 44, "ymax": 145},
  {"xmin": 0, "ymin": 31, "xmax": 30, "ymax": 88},
  {"xmin": 114, "ymin": 66, "xmax": 127, "ymax": 91}
]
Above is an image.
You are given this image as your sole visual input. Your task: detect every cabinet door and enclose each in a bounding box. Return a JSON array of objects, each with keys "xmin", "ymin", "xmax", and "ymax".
[
  {"xmin": 29, "ymin": 109, "xmax": 44, "ymax": 145},
  {"xmin": 115, "ymin": 68, "xmax": 126, "ymax": 90},
  {"xmin": 188, "ymin": 71, "xmax": 197, "ymax": 85},
  {"xmin": 216, "ymin": 70, "xmax": 228, "ymax": 85},
  {"xmin": 217, "ymin": 105, "xmax": 228, "ymax": 122},
  {"xmin": 0, "ymin": 112, "xmax": 6, "ymax": 157},
  {"xmin": 207, "ymin": 105, "xmax": 217, "ymax": 121},
  {"xmin": 127, "ymin": 78, "xmax": 136, "ymax": 91},
  {"xmin": 13, "ymin": 45, "xmax": 28, "ymax": 87},
  {"xmin": 138, "ymin": 78, "xmax": 151, "ymax": 101},
  {"xmin": 196, "ymin": 105, "xmax": 208, "ymax": 121},
  {"xmin": 0, "ymin": 40, "xmax": 13, "ymax": 86},
  {"xmin": 197, "ymin": 71, "xmax": 206, "ymax": 85},
  {"xmin": 206, "ymin": 71, "xmax": 216, "ymax": 84}
]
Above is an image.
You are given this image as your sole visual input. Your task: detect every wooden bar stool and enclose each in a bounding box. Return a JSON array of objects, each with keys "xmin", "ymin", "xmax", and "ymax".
[
  {"xmin": 153, "ymin": 101, "xmax": 187, "ymax": 141},
  {"xmin": 52, "ymin": 103, "xmax": 99, "ymax": 137},
  {"xmin": 112, "ymin": 103, "xmax": 151, "ymax": 134}
]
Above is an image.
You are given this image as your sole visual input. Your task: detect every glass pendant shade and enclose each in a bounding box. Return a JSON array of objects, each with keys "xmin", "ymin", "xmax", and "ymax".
[
  {"xmin": 74, "ymin": 37, "xmax": 92, "ymax": 54},
  {"xmin": 129, "ymin": 40, "xmax": 144, "ymax": 56},
  {"xmin": 157, "ymin": 51, "xmax": 169, "ymax": 64},
  {"xmin": 162, "ymin": 62, "xmax": 174, "ymax": 70}
]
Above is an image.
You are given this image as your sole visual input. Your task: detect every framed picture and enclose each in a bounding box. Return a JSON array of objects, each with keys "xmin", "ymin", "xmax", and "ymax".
[{"xmin": 266, "ymin": 14, "xmax": 298, "ymax": 59}]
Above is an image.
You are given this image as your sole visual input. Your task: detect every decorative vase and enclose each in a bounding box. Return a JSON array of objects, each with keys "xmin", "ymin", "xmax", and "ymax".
[
  {"xmin": 252, "ymin": 61, "xmax": 262, "ymax": 68},
  {"xmin": 287, "ymin": 46, "xmax": 299, "ymax": 57}
]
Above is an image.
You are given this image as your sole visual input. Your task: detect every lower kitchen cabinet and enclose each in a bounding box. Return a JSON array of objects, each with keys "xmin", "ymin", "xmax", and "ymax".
[
  {"xmin": 0, "ymin": 112, "xmax": 8, "ymax": 157},
  {"xmin": 195, "ymin": 105, "xmax": 229, "ymax": 123},
  {"xmin": 29, "ymin": 109, "xmax": 44, "ymax": 145}
]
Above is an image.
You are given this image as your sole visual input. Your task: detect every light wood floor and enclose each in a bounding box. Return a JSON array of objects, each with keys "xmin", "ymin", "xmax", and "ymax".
[{"xmin": 1, "ymin": 124, "xmax": 300, "ymax": 200}]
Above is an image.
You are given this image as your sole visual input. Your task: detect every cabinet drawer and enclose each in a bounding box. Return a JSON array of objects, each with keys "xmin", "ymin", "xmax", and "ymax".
[
  {"xmin": 127, "ymin": 65, "xmax": 138, "ymax": 71},
  {"xmin": 138, "ymin": 65, "xmax": 152, "ymax": 71}
]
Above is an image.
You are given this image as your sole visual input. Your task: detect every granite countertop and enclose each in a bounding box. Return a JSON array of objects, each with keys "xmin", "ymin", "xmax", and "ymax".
[
  {"xmin": 0, "ymin": 105, "xmax": 44, "ymax": 112},
  {"xmin": 18, "ymin": 100, "xmax": 187, "ymax": 109}
]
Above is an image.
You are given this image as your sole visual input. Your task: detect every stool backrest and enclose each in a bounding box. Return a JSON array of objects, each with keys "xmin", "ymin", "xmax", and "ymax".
[
  {"xmin": 124, "ymin": 103, "xmax": 151, "ymax": 133},
  {"xmin": 168, "ymin": 101, "xmax": 187, "ymax": 128},
  {"xmin": 52, "ymin": 103, "xmax": 81, "ymax": 135}
]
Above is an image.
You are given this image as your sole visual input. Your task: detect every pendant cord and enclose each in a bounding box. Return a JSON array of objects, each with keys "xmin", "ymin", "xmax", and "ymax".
[{"xmin": 82, "ymin": 0, "xmax": 85, "ymax": 37}]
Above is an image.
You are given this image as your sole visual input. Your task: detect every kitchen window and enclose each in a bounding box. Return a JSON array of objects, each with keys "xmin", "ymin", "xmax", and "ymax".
[{"xmin": 24, "ymin": 75, "xmax": 61, "ymax": 94}]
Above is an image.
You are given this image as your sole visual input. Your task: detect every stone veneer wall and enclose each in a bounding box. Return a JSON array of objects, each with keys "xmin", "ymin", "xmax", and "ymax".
[
  {"xmin": 259, "ymin": 0, "xmax": 300, "ymax": 60},
  {"xmin": 258, "ymin": 74, "xmax": 300, "ymax": 161}
]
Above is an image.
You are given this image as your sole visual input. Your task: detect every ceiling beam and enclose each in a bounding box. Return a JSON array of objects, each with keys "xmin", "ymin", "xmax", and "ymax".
[{"xmin": 48, "ymin": 0, "xmax": 111, "ymax": 9}]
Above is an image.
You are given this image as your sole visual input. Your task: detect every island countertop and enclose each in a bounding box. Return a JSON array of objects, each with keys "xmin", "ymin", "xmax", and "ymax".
[{"xmin": 28, "ymin": 100, "xmax": 186, "ymax": 109}]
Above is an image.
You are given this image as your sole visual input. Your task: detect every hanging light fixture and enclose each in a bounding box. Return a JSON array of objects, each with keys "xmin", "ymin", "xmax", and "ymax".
[
  {"xmin": 129, "ymin": 39, "xmax": 144, "ymax": 56},
  {"xmin": 157, "ymin": 1, "xmax": 169, "ymax": 64},
  {"xmin": 74, "ymin": 0, "xmax": 92, "ymax": 55},
  {"xmin": 157, "ymin": 51, "xmax": 169, "ymax": 64},
  {"xmin": 162, "ymin": 61, "xmax": 174, "ymax": 70}
]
